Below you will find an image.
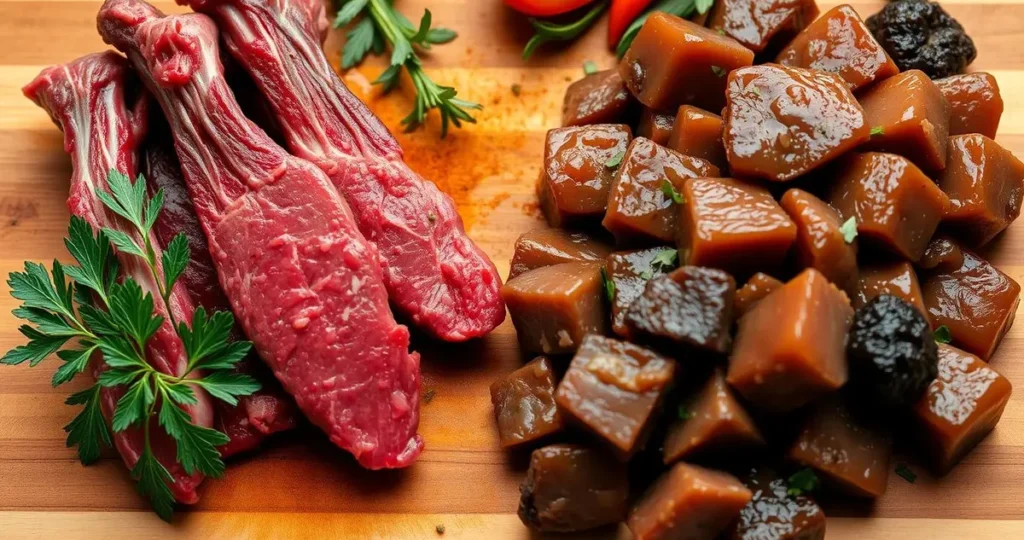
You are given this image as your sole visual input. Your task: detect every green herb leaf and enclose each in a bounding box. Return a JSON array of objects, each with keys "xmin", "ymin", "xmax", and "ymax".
[
  {"xmin": 895, "ymin": 463, "xmax": 917, "ymax": 483},
  {"xmin": 63, "ymin": 216, "xmax": 116, "ymax": 300},
  {"xmin": 934, "ymin": 325, "xmax": 952, "ymax": 344},
  {"xmin": 98, "ymin": 367, "xmax": 145, "ymax": 388},
  {"xmin": 1, "ymin": 326, "xmax": 70, "ymax": 366},
  {"xmin": 334, "ymin": 0, "xmax": 368, "ymax": 29},
  {"xmin": 583, "ymin": 60, "xmax": 598, "ymax": 75},
  {"xmin": 193, "ymin": 372, "xmax": 262, "ymax": 407},
  {"xmin": 64, "ymin": 384, "xmax": 111, "ymax": 465},
  {"xmin": 143, "ymin": 188, "xmax": 165, "ymax": 234},
  {"xmin": 342, "ymin": 17, "xmax": 377, "ymax": 69},
  {"xmin": 97, "ymin": 170, "xmax": 147, "ymax": 232},
  {"xmin": 840, "ymin": 216, "xmax": 858, "ymax": 244},
  {"xmin": 711, "ymin": 65, "xmax": 726, "ymax": 78},
  {"xmin": 157, "ymin": 394, "xmax": 230, "ymax": 478},
  {"xmin": 131, "ymin": 447, "xmax": 175, "ymax": 522},
  {"xmin": 12, "ymin": 306, "xmax": 80, "ymax": 337},
  {"xmin": 111, "ymin": 372, "xmax": 153, "ymax": 431},
  {"xmin": 786, "ymin": 468, "xmax": 820, "ymax": 497},
  {"xmin": 178, "ymin": 307, "xmax": 250, "ymax": 372},
  {"xmin": 601, "ymin": 267, "xmax": 616, "ymax": 303},
  {"xmin": 870, "ymin": 126, "xmax": 885, "ymax": 137},
  {"xmin": 78, "ymin": 304, "xmax": 120, "ymax": 336},
  {"xmin": 7, "ymin": 261, "xmax": 75, "ymax": 320},
  {"xmin": 108, "ymin": 281, "xmax": 165, "ymax": 350},
  {"xmin": 617, "ymin": 0, "xmax": 699, "ymax": 57},
  {"xmin": 661, "ymin": 180, "xmax": 684, "ymax": 204},
  {"xmin": 390, "ymin": 36, "xmax": 413, "ymax": 66},
  {"xmin": 606, "ymin": 151, "xmax": 625, "ymax": 168},
  {"xmin": 651, "ymin": 248, "xmax": 679, "ymax": 270},
  {"xmin": 102, "ymin": 228, "xmax": 146, "ymax": 259},
  {"xmin": 52, "ymin": 345, "xmax": 98, "ymax": 387},
  {"xmin": 696, "ymin": 0, "xmax": 714, "ymax": 14},
  {"xmin": 161, "ymin": 234, "xmax": 190, "ymax": 294},
  {"xmin": 410, "ymin": 9, "xmax": 433, "ymax": 44},
  {"xmin": 96, "ymin": 335, "xmax": 148, "ymax": 370},
  {"xmin": 523, "ymin": 1, "xmax": 609, "ymax": 59},
  {"xmin": 426, "ymin": 28, "xmax": 457, "ymax": 44},
  {"xmin": 373, "ymin": 63, "xmax": 403, "ymax": 93}
]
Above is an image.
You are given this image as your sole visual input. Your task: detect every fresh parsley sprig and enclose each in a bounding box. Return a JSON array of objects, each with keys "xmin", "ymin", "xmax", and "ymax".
[
  {"xmin": 2, "ymin": 170, "xmax": 260, "ymax": 521},
  {"xmin": 336, "ymin": 0, "xmax": 479, "ymax": 138}
]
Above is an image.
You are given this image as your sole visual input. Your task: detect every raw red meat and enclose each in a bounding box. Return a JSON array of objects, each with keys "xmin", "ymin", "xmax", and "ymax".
[
  {"xmin": 142, "ymin": 118, "xmax": 297, "ymax": 457},
  {"xmin": 186, "ymin": 0, "xmax": 506, "ymax": 342},
  {"xmin": 98, "ymin": 0, "xmax": 424, "ymax": 468},
  {"xmin": 23, "ymin": 51, "xmax": 212, "ymax": 503}
]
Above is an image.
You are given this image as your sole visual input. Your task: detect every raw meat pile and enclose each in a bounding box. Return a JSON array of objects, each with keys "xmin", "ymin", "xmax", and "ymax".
[{"xmin": 23, "ymin": 0, "xmax": 504, "ymax": 505}]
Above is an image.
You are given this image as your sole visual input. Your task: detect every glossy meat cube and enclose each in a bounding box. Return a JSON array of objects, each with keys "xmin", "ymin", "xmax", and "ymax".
[
  {"xmin": 935, "ymin": 73, "xmax": 1003, "ymax": 139},
  {"xmin": 724, "ymin": 64, "xmax": 870, "ymax": 182},
  {"xmin": 638, "ymin": 107, "xmax": 676, "ymax": 146},
  {"xmin": 781, "ymin": 188, "xmax": 859, "ymax": 294},
  {"xmin": 663, "ymin": 369, "xmax": 763, "ymax": 464},
  {"xmin": 625, "ymin": 266, "xmax": 736, "ymax": 355},
  {"xmin": 502, "ymin": 262, "xmax": 608, "ymax": 355},
  {"xmin": 628, "ymin": 463, "xmax": 752, "ymax": 540},
  {"xmin": 938, "ymin": 134, "xmax": 1024, "ymax": 247},
  {"xmin": 709, "ymin": 0, "xmax": 820, "ymax": 55},
  {"xmin": 829, "ymin": 152, "xmax": 950, "ymax": 261},
  {"xmin": 853, "ymin": 260, "xmax": 928, "ymax": 317},
  {"xmin": 677, "ymin": 177, "xmax": 797, "ymax": 277},
  {"xmin": 776, "ymin": 4, "xmax": 898, "ymax": 91},
  {"xmin": 788, "ymin": 399, "xmax": 892, "ymax": 498},
  {"xmin": 540, "ymin": 124, "xmax": 632, "ymax": 227},
  {"xmin": 733, "ymin": 272, "xmax": 783, "ymax": 318},
  {"xmin": 859, "ymin": 70, "xmax": 952, "ymax": 173},
  {"xmin": 728, "ymin": 269, "xmax": 853, "ymax": 411},
  {"xmin": 490, "ymin": 356, "xmax": 564, "ymax": 448},
  {"xmin": 620, "ymin": 13, "xmax": 755, "ymax": 112},
  {"xmin": 555, "ymin": 335, "xmax": 675, "ymax": 458},
  {"xmin": 604, "ymin": 138, "xmax": 719, "ymax": 245},
  {"xmin": 724, "ymin": 467, "xmax": 827, "ymax": 540},
  {"xmin": 606, "ymin": 248, "xmax": 677, "ymax": 337},
  {"xmin": 509, "ymin": 228, "xmax": 612, "ymax": 280},
  {"xmin": 668, "ymin": 105, "xmax": 729, "ymax": 173},
  {"xmin": 562, "ymin": 69, "xmax": 634, "ymax": 127},
  {"xmin": 912, "ymin": 344, "xmax": 1013, "ymax": 474},
  {"xmin": 518, "ymin": 444, "xmax": 629, "ymax": 532}
]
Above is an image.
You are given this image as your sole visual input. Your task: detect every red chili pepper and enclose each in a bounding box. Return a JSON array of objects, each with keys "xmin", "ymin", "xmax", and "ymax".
[
  {"xmin": 503, "ymin": 0, "xmax": 597, "ymax": 17},
  {"xmin": 608, "ymin": 0, "xmax": 655, "ymax": 47}
]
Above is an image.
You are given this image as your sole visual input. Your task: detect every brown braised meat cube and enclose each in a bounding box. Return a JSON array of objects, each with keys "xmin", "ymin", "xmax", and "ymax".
[
  {"xmin": 935, "ymin": 73, "xmax": 1003, "ymax": 139},
  {"xmin": 920, "ymin": 239, "xmax": 1020, "ymax": 360},
  {"xmin": 733, "ymin": 272, "xmax": 783, "ymax": 318},
  {"xmin": 938, "ymin": 134, "xmax": 1024, "ymax": 247},
  {"xmin": 853, "ymin": 260, "xmax": 928, "ymax": 316},
  {"xmin": 667, "ymin": 105, "xmax": 729, "ymax": 173},
  {"xmin": 912, "ymin": 344, "xmax": 1013, "ymax": 474},
  {"xmin": 638, "ymin": 107, "xmax": 676, "ymax": 146},
  {"xmin": 677, "ymin": 177, "xmax": 797, "ymax": 277},
  {"xmin": 828, "ymin": 152, "xmax": 951, "ymax": 261},
  {"xmin": 562, "ymin": 69, "xmax": 635, "ymax": 127},
  {"xmin": 490, "ymin": 356, "xmax": 564, "ymax": 448},
  {"xmin": 788, "ymin": 399, "xmax": 892, "ymax": 498},
  {"xmin": 709, "ymin": 0, "xmax": 819, "ymax": 56},
  {"xmin": 663, "ymin": 369, "xmax": 763, "ymax": 464},
  {"xmin": 620, "ymin": 13, "xmax": 755, "ymax": 112},
  {"xmin": 502, "ymin": 262, "xmax": 608, "ymax": 355},
  {"xmin": 606, "ymin": 247, "xmax": 678, "ymax": 337},
  {"xmin": 625, "ymin": 266, "xmax": 736, "ymax": 355},
  {"xmin": 628, "ymin": 463, "xmax": 752, "ymax": 540},
  {"xmin": 780, "ymin": 188, "xmax": 859, "ymax": 294},
  {"xmin": 509, "ymin": 228, "xmax": 612, "ymax": 279},
  {"xmin": 724, "ymin": 467, "xmax": 827, "ymax": 540},
  {"xmin": 518, "ymin": 444, "xmax": 629, "ymax": 532},
  {"xmin": 723, "ymin": 65, "xmax": 870, "ymax": 182},
  {"xmin": 859, "ymin": 70, "xmax": 952, "ymax": 173},
  {"xmin": 604, "ymin": 138, "xmax": 720, "ymax": 245},
  {"xmin": 918, "ymin": 236, "xmax": 963, "ymax": 272},
  {"xmin": 728, "ymin": 269, "xmax": 853, "ymax": 411},
  {"xmin": 776, "ymin": 5, "xmax": 898, "ymax": 91},
  {"xmin": 555, "ymin": 335, "xmax": 675, "ymax": 458},
  {"xmin": 540, "ymin": 124, "xmax": 632, "ymax": 227}
]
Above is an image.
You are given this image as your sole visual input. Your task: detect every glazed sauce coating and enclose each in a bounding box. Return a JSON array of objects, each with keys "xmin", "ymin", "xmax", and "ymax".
[
  {"xmin": 723, "ymin": 64, "xmax": 869, "ymax": 182},
  {"xmin": 667, "ymin": 105, "xmax": 729, "ymax": 173},
  {"xmin": 555, "ymin": 335, "xmax": 675, "ymax": 459},
  {"xmin": 858, "ymin": 70, "xmax": 951, "ymax": 173},
  {"xmin": 709, "ymin": 0, "xmax": 820, "ymax": 54},
  {"xmin": 562, "ymin": 69, "xmax": 635, "ymax": 127},
  {"xmin": 776, "ymin": 4, "xmax": 898, "ymax": 91},
  {"xmin": 733, "ymin": 272, "xmax": 783, "ymax": 317},
  {"xmin": 725, "ymin": 467, "xmax": 826, "ymax": 540},
  {"xmin": 540, "ymin": 124, "xmax": 632, "ymax": 227},
  {"xmin": 638, "ymin": 107, "xmax": 676, "ymax": 146},
  {"xmin": 853, "ymin": 260, "xmax": 928, "ymax": 317},
  {"xmin": 780, "ymin": 188, "xmax": 859, "ymax": 294},
  {"xmin": 935, "ymin": 73, "xmax": 1003, "ymax": 139},
  {"xmin": 490, "ymin": 356, "xmax": 564, "ymax": 448},
  {"xmin": 606, "ymin": 248, "xmax": 677, "ymax": 337},
  {"xmin": 509, "ymin": 228, "xmax": 612, "ymax": 279}
]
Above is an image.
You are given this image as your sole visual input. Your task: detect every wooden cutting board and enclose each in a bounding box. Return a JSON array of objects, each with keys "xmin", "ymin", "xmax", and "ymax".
[{"xmin": 2, "ymin": 0, "xmax": 1023, "ymax": 537}]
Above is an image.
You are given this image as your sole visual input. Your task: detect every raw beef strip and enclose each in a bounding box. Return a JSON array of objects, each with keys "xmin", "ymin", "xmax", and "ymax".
[
  {"xmin": 98, "ymin": 0, "xmax": 424, "ymax": 468},
  {"xmin": 23, "ymin": 51, "xmax": 212, "ymax": 503},
  {"xmin": 185, "ymin": 0, "xmax": 506, "ymax": 342},
  {"xmin": 142, "ymin": 116, "xmax": 297, "ymax": 457}
]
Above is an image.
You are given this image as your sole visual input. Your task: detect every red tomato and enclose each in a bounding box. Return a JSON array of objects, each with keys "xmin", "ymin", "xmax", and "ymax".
[
  {"xmin": 608, "ymin": 0, "xmax": 655, "ymax": 47},
  {"xmin": 503, "ymin": 0, "xmax": 597, "ymax": 18}
]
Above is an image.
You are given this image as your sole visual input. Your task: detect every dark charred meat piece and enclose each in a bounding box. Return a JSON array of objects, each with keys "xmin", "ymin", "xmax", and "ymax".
[
  {"xmin": 555, "ymin": 335, "xmax": 675, "ymax": 459},
  {"xmin": 606, "ymin": 248, "xmax": 678, "ymax": 337},
  {"xmin": 627, "ymin": 462, "xmax": 752, "ymax": 540},
  {"xmin": 562, "ymin": 69, "xmax": 635, "ymax": 127},
  {"xmin": 724, "ymin": 467, "xmax": 827, "ymax": 540},
  {"xmin": 490, "ymin": 356, "xmax": 564, "ymax": 448},
  {"xmin": 509, "ymin": 228, "xmax": 612, "ymax": 280},
  {"xmin": 518, "ymin": 444, "xmax": 629, "ymax": 532},
  {"xmin": 866, "ymin": 0, "xmax": 977, "ymax": 79},
  {"xmin": 912, "ymin": 344, "xmax": 1013, "ymax": 474},
  {"xmin": 733, "ymin": 272, "xmax": 783, "ymax": 318},
  {"xmin": 625, "ymin": 266, "xmax": 736, "ymax": 355},
  {"xmin": 848, "ymin": 295, "xmax": 939, "ymax": 408},
  {"xmin": 540, "ymin": 124, "xmax": 633, "ymax": 227},
  {"xmin": 662, "ymin": 369, "xmax": 763, "ymax": 464}
]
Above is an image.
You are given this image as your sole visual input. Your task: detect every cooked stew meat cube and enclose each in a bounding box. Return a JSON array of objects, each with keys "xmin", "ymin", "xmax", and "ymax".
[
  {"xmin": 502, "ymin": 262, "xmax": 608, "ymax": 355},
  {"xmin": 518, "ymin": 444, "xmax": 630, "ymax": 532},
  {"xmin": 490, "ymin": 356, "xmax": 564, "ymax": 448},
  {"xmin": 935, "ymin": 73, "xmax": 1003, "ymax": 139},
  {"xmin": 724, "ymin": 467, "xmax": 827, "ymax": 540},
  {"xmin": 667, "ymin": 105, "xmax": 729, "ymax": 173},
  {"xmin": 509, "ymin": 228, "xmax": 612, "ymax": 279},
  {"xmin": 540, "ymin": 124, "xmax": 632, "ymax": 227},
  {"xmin": 620, "ymin": 13, "xmax": 755, "ymax": 112},
  {"xmin": 708, "ymin": 0, "xmax": 820, "ymax": 55},
  {"xmin": 733, "ymin": 272, "xmax": 784, "ymax": 318},
  {"xmin": 562, "ymin": 69, "xmax": 635, "ymax": 127},
  {"xmin": 853, "ymin": 259, "xmax": 928, "ymax": 317},
  {"xmin": 555, "ymin": 335, "xmax": 675, "ymax": 459},
  {"xmin": 723, "ymin": 64, "xmax": 870, "ymax": 182},
  {"xmin": 728, "ymin": 269, "xmax": 852, "ymax": 411},
  {"xmin": 780, "ymin": 188, "xmax": 859, "ymax": 294},
  {"xmin": 638, "ymin": 107, "xmax": 676, "ymax": 146},
  {"xmin": 663, "ymin": 368, "xmax": 763, "ymax": 464},
  {"xmin": 606, "ymin": 248, "xmax": 678, "ymax": 337}
]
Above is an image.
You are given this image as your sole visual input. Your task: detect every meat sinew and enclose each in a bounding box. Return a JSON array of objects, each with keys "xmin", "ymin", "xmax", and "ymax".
[
  {"xmin": 23, "ymin": 51, "xmax": 213, "ymax": 502},
  {"xmin": 182, "ymin": 0, "xmax": 505, "ymax": 342},
  {"xmin": 97, "ymin": 0, "xmax": 423, "ymax": 469}
]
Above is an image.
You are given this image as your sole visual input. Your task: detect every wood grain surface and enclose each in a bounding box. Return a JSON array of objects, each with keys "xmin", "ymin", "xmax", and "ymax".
[{"xmin": 1, "ymin": 0, "xmax": 1023, "ymax": 538}]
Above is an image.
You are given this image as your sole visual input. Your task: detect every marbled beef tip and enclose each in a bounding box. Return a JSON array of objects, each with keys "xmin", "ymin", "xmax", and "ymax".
[
  {"xmin": 22, "ymin": 51, "xmax": 210, "ymax": 503},
  {"xmin": 98, "ymin": 0, "xmax": 424, "ymax": 469},
  {"xmin": 185, "ymin": 0, "xmax": 506, "ymax": 342}
]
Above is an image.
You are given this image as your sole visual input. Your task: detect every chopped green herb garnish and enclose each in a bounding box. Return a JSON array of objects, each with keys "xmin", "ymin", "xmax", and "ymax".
[
  {"xmin": 606, "ymin": 151, "xmax": 626, "ymax": 168},
  {"xmin": 583, "ymin": 60, "xmax": 599, "ymax": 75},
  {"xmin": 511, "ymin": 83, "xmax": 522, "ymax": 97},
  {"xmin": 711, "ymin": 65, "xmax": 726, "ymax": 78},
  {"xmin": 651, "ymin": 248, "xmax": 679, "ymax": 271},
  {"xmin": 639, "ymin": 271, "xmax": 653, "ymax": 280},
  {"xmin": 751, "ymin": 86, "xmax": 761, "ymax": 97},
  {"xmin": 840, "ymin": 216, "xmax": 858, "ymax": 244},
  {"xmin": 602, "ymin": 267, "xmax": 616, "ymax": 302},
  {"xmin": 786, "ymin": 468, "xmax": 820, "ymax": 497},
  {"xmin": 870, "ymin": 126, "xmax": 885, "ymax": 137},
  {"xmin": 677, "ymin": 404, "xmax": 692, "ymax": 420},
  {"xmin": 716, "ymin": 28, "xmax": 726, "ymax": 36},
  {"xmin": 661, "ymin": 180, "xmax": 684, "ymax": 204},
  {"xmin": 934, "ymin": 325, "xmax": 952, "ymax": 344},
  {"xmin": 895, "ymin": 463, "xmax": 917, "ymax": 483}
]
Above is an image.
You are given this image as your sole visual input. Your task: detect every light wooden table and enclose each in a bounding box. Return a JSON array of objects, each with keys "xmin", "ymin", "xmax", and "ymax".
[{"xmin": 1, "ymin": 0, "xmax": 1023, "ymax": 537}]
